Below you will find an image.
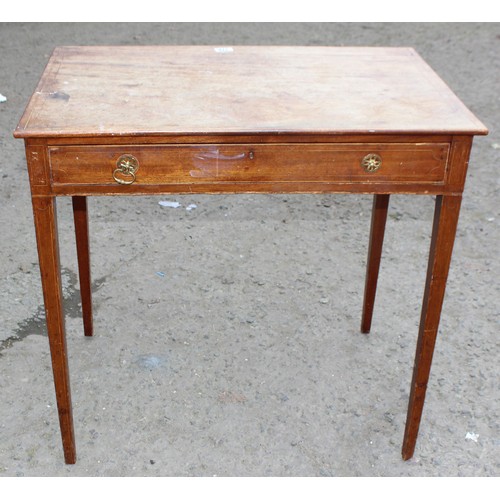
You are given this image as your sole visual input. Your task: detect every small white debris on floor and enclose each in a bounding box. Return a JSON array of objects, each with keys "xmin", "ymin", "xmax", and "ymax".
[
  {"xmin": 465, "ymin": 432, "xmax": 479, "ymax": 442},
  {"xmin": 0, "ymin": 93, "xmax": 7, "ymax": 103},
  {"xmin": 158, "ymin": 200, "xmax": 181, "ymax": 208}
]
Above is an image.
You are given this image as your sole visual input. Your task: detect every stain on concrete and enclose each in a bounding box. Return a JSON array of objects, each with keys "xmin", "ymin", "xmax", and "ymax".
[
  {"xmin": 134, "ymin": 354, "xmax": 167, "ymax": 370},
  {"xmin": 48, "ymin": 91, "xmax": 70, "ymax": 101},
  {"xmin": 0, "ymin": 269, "xmax": 106, "ymax": 356}
]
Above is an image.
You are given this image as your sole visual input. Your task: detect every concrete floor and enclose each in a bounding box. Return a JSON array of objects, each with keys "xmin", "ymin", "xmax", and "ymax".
[{"xmin": 0, "ymin": 23, "xmax": 498, "ymax": 476}]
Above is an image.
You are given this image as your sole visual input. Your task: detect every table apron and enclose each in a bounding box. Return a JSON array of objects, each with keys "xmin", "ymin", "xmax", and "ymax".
[{"xmin": 46, "ymin": 182, "xmax": 457, "ymax": 196}]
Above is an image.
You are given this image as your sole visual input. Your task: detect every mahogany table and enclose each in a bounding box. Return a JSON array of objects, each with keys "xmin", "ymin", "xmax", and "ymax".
[{"xmin": 14, "ymin": 46, "xmax": 487, "ymax": 464}]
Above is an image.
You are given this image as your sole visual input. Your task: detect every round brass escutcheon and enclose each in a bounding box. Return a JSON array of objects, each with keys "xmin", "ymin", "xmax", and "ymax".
[
  {"xmin": 361, "ymin": 153, "xmax": 382, "ymax": 173},
  {"xmin": 113, "ymin": 154, "xmax": 139, "ymax": 185}
]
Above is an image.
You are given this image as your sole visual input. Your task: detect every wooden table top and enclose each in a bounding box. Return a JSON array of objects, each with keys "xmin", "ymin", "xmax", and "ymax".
[{"xmin": 14, "ymin": 45, "xmax": 488, "ymax": 139}]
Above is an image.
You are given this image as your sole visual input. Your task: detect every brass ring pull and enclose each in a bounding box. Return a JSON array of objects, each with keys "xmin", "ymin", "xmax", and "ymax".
[
  {"xmin": 113, "ymin": 168, "xmax": 136, "ymax": 185},
  {"xmin": 114, "ymin": 154, "xmax": 139, "ymax": 185},
  {"xmin": 361, "ymin": 153, "xmax": 382, "ymax": 173}
]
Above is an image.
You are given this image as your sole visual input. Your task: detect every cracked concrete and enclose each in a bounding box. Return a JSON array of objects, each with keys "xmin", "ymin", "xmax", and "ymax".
[{"xmin": 0, "ymin": 23, "xmax": 498, "ymax": 476}]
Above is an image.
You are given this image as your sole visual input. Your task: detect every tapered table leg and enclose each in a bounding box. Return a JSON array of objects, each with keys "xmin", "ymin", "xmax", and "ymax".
[
  {"xmin": 32, "ymin": 196, "xmax": 76, "ymax": 464},
  {"xmin": 72, "ymin": 196, "xmax": 93, "ymax": 337},
  {"xmin": 402, "ymin": 195, "xmax": 462, "ymax": 460},
  {"xmin": 361, "ymin": 194, "xmax": 390, "ymax": 333}
]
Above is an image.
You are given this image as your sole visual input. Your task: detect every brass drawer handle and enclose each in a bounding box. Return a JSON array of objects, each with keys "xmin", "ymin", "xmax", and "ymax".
[
  {"xmin": 113, "ymin": 154, "xmax": 139, "ymax": 185},
  {"xmin": 361, "ymin": 153, "xmax": 382, "ymax": 173}
]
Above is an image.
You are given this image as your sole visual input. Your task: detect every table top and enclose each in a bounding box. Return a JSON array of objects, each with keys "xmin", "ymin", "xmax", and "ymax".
[{"xmin": 14, "ymin": 45, "xmax": 487, "ymax": 139}]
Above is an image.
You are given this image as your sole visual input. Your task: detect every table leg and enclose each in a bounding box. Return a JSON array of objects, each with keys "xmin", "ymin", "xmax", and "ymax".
[
  {"xmin": 361, "ymin": 194, "xmax": 390, "ymax": 333},
  {"xmin": 32, "ymin": 196, "xmax": 76, "ymax": 464},
  {"xmin": 72, "ymin": 196, "xmax": 93, "ymax": 337},
  {"xmin": 402, "ymin": 194, "xmax": 462, "ymax": 460}
]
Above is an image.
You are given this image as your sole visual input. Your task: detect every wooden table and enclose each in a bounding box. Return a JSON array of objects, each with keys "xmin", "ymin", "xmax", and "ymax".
[{"xmin": 14, "ymin": 46, "xmax": 487, "ymax": 464}]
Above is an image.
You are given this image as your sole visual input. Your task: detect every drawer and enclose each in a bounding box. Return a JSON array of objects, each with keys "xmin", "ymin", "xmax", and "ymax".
[{"xmin": 48, "ymin": 143, "xmax": 449, "ymax": 187}]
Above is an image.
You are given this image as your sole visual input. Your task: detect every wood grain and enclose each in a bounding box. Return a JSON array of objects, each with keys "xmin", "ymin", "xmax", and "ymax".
[
  {"xmin": 72, "ymin": 196, "xmax": 93, "ymax": 337},
  {"xmin": 32, "ymin": 196, "xmax": 76, "ymax": 464},
  {"xmin": 14, "ymin": 46, "xmax": 488, "ymax": 138},
  {"xmin": 48, "ymin": 143, "xmax": 449, "ymax": 187},
  {"xmin": 361, "ymin": 194, "xmax": 390, "ymax": 333},
  {"xmin": 402, "ymin": 195, "xmax": 462, "ymax": 460}
]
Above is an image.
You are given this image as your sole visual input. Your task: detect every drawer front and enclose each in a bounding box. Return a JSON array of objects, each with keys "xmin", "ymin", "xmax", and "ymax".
[{"xmin": 48, "ymin": 143, "xmax": 449, "ymax": 187}]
